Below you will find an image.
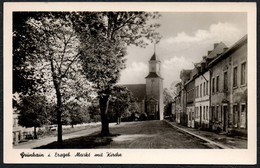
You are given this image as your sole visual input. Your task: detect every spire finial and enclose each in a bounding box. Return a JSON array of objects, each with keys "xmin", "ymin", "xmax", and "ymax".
[{"xmin": 154, "ymin": 43, "xmax": 156, "ymax": 54}]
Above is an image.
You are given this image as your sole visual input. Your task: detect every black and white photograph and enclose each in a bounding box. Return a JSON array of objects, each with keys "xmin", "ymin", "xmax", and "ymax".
[{"xmin": 4, "ymin": 2, "xmax": 256, "ymax": 164}]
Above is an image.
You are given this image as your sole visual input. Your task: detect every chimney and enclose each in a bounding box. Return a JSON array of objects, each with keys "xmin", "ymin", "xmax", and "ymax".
[{"xmin": 214, "ymin": 43, "xmax": 219, "ymax": 48}]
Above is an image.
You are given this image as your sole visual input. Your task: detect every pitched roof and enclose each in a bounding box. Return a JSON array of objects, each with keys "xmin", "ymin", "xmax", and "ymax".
[
  {"xmin": 145, "ymin": 72, "xmax": 162, "ymax": 79},
  {"xmin": 121, "ymin": 84, "xmax": 146, "ymax": 101},
  {"xmin": 209, "ymin": 34, "xmax": 247, "ymax": 67},
  {"xmin": 150, "ymin": 52, "xmax": 158, "ymax": 61}
]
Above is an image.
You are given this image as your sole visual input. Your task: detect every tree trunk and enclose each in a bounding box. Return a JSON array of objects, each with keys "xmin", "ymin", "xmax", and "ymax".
[
  {"xmin": 117, "ymin": 116, "xmax": 121, "ymax": 125},
  {"xmin": 56, "ymin": 88, "xmax": 63, "ymax": 148},
  {"xmin": 50, "ymin": 56, "xmax": 63, "ymax": 148},
  {"xmin": 34, "ymin": 126, "xmax": 37, "ymax": 139},
  {"xmin": 52, "ymin": 77, "xmax": 63, "ymax": 148},
  {"xmin": 99, "ymin": 95, "xmax": 110, "ymax": 136}
]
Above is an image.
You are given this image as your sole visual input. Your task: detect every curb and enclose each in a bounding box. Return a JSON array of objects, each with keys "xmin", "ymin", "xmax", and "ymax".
[{"xmin": 164, "ymin": 120, "xmax": 232, "ymax": 149}]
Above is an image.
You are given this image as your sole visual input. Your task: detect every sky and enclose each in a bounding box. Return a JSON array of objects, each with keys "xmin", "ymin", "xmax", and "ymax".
[{"xmin": 118, "ymin": 12, "xmax": 247, "ymax": 89}]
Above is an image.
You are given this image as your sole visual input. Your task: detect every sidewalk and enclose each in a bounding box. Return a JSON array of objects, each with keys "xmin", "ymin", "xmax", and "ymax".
[{"xmin": 165, "ymin": 120, "xmax": 247, "ymax": 149}]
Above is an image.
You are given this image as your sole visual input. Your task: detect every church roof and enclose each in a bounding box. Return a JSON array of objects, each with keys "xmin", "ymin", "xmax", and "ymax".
[
  {"xmin": 121, "ymin": 84, "xmax": 146, "ymax": 101},
  {"xmin": 145, "ymin": 72, "xmax": 162, "ymax": 79},
  {"xmin": 150, "ymin": 52, "xmax": 158, "ymax": 61}
]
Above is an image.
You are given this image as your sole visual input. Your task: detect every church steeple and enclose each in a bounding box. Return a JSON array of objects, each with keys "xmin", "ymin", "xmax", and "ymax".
[
  {"xmin": 146, "ymin": 44, "xmax": 162, "ymax": 79},
  {"xmin": 145, "ymin": 44, "xmax": 164, "ymax": 120},
  {"xmin": 150, "ymin": 44, "xmax": 158, "ymax": 61}
]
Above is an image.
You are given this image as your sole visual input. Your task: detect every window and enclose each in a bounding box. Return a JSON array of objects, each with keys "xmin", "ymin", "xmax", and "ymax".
[
  {"xmin": 206, "ymin": 106, "xmax": 209, "ymax": 120},
  {"xmin": 197, "ymin": 86, "xmax": 199, "ymax": 98},
  {"xmin": 216, "ymin": 76, "xmax": 219, "ymax": 92},
  {"xmin": 195, "ymin": 107, "xmax": 199, "ymax": 118},
  {"xmin": 241, "ymin": 62, "xmax": 246, "ymax": 85},
  {"xmin": 233, "ymin": 67, "xmax": 238, "ymax": 87},
  {"xmin": 233, "ymin": 105, "xmax": 238, "ymax": 127},
  {"xmin": 200, "ymin": 84, "xmax": 202, "ymax": 97},
  {"xmin": 240, "ymin": 104, "xmax": 246, "ymax": 128},
  {"xmin": 211, "ymin": 106, "xmax": 215, "ymax": 122},
  {"xmin": 203, "ymin": 82, "xmax": 206, "ymax": 96},
  {"xmin": 212, "ymin": 78, "xmax": 215, "ymax": 93},
  {"xmin": 224, "ymin": 71, "xmax": 228, "ymax": 91},
  {"xmin": 216, "ymin": 106, "xmax": 219, "ymax": 121},
  {"xmin": 219, "ymin": 106, "xmax": 222, "ymax": 121},
  {"xmin": 203, "ymin": 106, "xmax": 205, "ymax": 120},
  {"xmin": 206, "ymin": 81, "xmax": 208, "ymax": 95}
]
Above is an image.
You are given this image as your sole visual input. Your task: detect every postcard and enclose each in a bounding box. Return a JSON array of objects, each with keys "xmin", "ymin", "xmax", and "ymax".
[{"xmin": 3, "ymin": 2, "xmax": 256, "ymax": 164}]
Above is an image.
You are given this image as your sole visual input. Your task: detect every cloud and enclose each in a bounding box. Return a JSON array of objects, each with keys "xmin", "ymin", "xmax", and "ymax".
[
  {"xmin": 161, "ymin": 56, "xmax": 194, "ymax": 89},
  {"xmin": 164, "ymin": 22, "xmax": 243, "ymax": 45},
  {"xmin": 119, "ymin": 62, "xmax": 148, "ymax": 84},
  {"xmin": 120, "ymin": 21, "xmax": 246, "ymax": 89}
]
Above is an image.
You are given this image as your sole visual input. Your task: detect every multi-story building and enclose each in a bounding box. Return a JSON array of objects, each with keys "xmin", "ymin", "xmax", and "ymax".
[
  {"xmin": 173, "ymin": 35, "xmax": 247, "ymax": 136},
  {"xmin": 174, "ymin": 82, "xmax": 182, "ymax": 124},
  {"xmin": 185, "ymin": 78, "xmax": 195, "ymax": 128},
  {"xmin": 194, "ymin": 42, "xmax": 227, "ymax": 129},
  {"xmin": 209, "ymin": 35, "xmax": 247, "ymax": 132},
  {"xmin": 180, "ymin": 70, "xmax": 192, "ymax": 126},
  {"xmin": 231, "ymin": 35, "xmax": 247, "ymax": 131}
]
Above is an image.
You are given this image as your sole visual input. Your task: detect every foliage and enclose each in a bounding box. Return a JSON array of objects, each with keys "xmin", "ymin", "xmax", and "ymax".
[
  {"xmin": 17, "ymin": 95, "xmax": 49, "ymax": 138},
  {"xmin": 109, "ymin": 85, "xmax": 135, "ymax": 123},
  {"xmin": 76, "ymin": 12, "xmax": 161, "ymax": 135},
  {"xmin": 14, "ymin": 12, "xmax": 93, "ymax": 147},
  {"xmin": 88, "ymin": 102, "xmax": 101, "ymax": 122},
  {"xmin": 13, "ymin": 12, "xmax": 44, "ymax": 95},
  {"xmin": 63, "ymin": 101, "xmax": 90, "ymax": 127},
  {"xmin": 163, "ymin": 88, "xmax": 173, "ymax": 105}
]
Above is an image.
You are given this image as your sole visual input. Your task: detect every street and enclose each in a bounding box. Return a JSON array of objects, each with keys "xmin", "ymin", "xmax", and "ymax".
[
  {"xmin": 105, "ymin": 120, "xmax": 211, "ymax": 149},
  {"xmin": 15, "ymin": 120, "xmax": 225, "ymax": 149}
]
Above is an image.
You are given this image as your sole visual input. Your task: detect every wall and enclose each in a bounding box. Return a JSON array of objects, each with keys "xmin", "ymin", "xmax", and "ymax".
[
  {"xmin": 195, "ymin": 71, "xmax": 210, "ymax": 129},
  {"xmin": 231, "ymin": 43, "xmax": 247, "ymax": 129}
]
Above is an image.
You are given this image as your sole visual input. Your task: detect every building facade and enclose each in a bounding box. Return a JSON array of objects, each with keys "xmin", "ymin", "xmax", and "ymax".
[
  {"xmin": 194, "ymin": 71, "xmax": 210, "ymax": 129},
  {"xmin": 172, "ymin": 35, "xmax": 247, "ymax": 135},
  {"xmin": 123, "ymin": 51, "xmax": 164, "ymax": 120}
]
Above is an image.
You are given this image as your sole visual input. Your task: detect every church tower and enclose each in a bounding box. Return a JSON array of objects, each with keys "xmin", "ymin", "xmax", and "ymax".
[{"xmin": 145, "ymin": 49, "xmax": 164, "ymax": 120}]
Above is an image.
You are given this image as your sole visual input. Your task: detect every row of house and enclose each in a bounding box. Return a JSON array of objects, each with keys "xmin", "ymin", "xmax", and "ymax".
[{"xmin": 172, "ymin": 34, "xmax": 247, "ymax": 134}]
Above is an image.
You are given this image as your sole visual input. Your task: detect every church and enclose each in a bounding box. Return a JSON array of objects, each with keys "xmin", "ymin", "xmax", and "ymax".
[{"xmin": 123, "ymin": 51, "xmax": 164, "ymax": 120}]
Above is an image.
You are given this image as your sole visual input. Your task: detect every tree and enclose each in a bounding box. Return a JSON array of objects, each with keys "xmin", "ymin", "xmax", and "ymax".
[
  {"xmin": 17, "ymin": 95, "xmax": 49, "ymax": 139},
  {"xmin": 77, "ymin": 12, "xmax": 161, "ymax": 136},
  {"xmin": 163, "ymin": 88, "xmax": 173, "ymax": 105},
  {"xmin": 63, "ymin": 101, "xmax": 90, "ymax": 128},
  {"xmin": 109, "ymin": 85, "xmax": 135, "ymax": 125},
  {"xmin": 88, "ymin": 102, "xmax": 101, "ymax": 123},
  {"xmin": 16, "ymin": 12, "xmax": 92, "ymax": 147},
  {"xmin": 13, "ymin": 12, "xmax": 45, "ymax": 96}
]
